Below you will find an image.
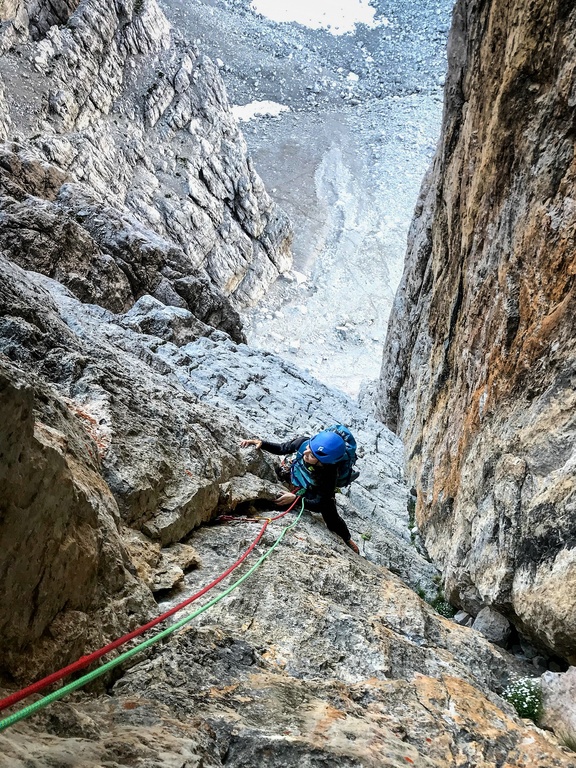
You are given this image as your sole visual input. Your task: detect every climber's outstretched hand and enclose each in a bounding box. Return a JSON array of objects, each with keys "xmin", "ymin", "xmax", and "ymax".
[{"xmin": 240, "ymin": 438, "xmax": 262, "ymax": 449}]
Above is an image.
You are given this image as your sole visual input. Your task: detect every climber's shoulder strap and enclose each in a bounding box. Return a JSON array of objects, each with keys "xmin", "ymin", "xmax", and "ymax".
[{"xmin": 289, "ymin": 439, "xmax": 317, "ymax": 490}]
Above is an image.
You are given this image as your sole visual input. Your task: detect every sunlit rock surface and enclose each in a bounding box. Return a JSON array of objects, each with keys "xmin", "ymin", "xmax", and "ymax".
[{"xmin": 378, "ymin": 0, "xmax": 576, "ymax": 661}]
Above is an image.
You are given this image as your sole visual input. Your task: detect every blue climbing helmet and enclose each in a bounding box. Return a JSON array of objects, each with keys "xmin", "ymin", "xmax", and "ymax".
[
  {"xmin": 290, "ymin": 425, "xmax": 359, "ymax": 490},
  {"xmin": 309, "ymin": 430, "xmax": 346, "ymax": 464}
]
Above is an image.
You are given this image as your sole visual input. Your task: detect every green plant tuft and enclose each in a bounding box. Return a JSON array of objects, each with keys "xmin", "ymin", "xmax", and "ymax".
[
  {"xmin": 407, "ymin": 494, "xmax": 416, "ymax": 543},
  {"xmin": 361, "ymin": 531, "xmax": 372, "ymax": 542},
  {"xmin": 502, "ymin": 677, "xmax": 543, "ymax": 723},
  {"xmin": 430, "ymin": 595, "xmax": 456, "ymax": 618},
  {"xmin": 558, "ymin": 730, "xmax": 576, "ymax": 753},
  {"xmin": 416, "ymin": 579, "xmax": 456, "ymax": 618},
  {"xmin": 557, "ymin": 733, "xmax": 576, "ymax": 752}
]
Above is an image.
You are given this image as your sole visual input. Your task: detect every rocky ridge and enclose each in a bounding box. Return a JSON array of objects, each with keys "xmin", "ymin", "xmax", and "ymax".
[
  {"xmin": 0, "ymin": 0, "xmax": 292, "ymax": 320},
  {"xmin": 378, "ymin": 0, "xmax": 576, "ymax": 664}
]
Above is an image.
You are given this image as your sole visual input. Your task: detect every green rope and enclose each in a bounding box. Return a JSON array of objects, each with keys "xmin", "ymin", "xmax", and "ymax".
[{"xmin": 0, "ymin": 501, "xmax": 304, "ymax": 732}]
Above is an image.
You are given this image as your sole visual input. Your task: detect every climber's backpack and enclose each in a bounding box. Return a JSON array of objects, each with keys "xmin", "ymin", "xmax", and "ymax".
[
  {"xmin": 290, "ymin": 424, "xmax": 359, "ymax": 490},
  {"xmin": 327, "ymin": 424, "xmax": 359, "ymax": 488}
]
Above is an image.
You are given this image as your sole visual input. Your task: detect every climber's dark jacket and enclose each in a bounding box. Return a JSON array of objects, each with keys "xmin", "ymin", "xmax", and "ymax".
[{"xmin": 260, "ymin": 436, "xmax": 351, "ymax": 543}]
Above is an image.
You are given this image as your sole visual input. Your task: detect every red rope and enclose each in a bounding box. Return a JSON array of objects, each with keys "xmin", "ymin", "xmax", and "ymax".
[{"xmin": 0, "ymin": 498, "xmax": 300, "ymax": 712}]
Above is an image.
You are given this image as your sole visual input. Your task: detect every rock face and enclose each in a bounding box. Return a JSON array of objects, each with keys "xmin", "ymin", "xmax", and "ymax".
[
  {"xmin": 378, "ymin": 0, "xmax": 576, "ymax": 661},
  {"xmin": 1, "ymin": 0, "xmax": 575, "ymax": 764},
  {"xmin": 0, "ymin": 244, "xmax": 429, "ymax": 678},
  {"xmin": 0, "ymin": 0, "xmax": 292, "ymax": 326},
  {"xmin": 0, "ymin": 357, "xmax": 155, "ymax": 683},
  {"xmin": 3, "ymin": 252, "xmax": 573, "ymax": 765},
  {"xmin": 541, "ymin": 667, "xmax": 576, "ymax": 743},
  {"xmin": 0, "ymin": 0, "xmax": 293, "ymax": 683}
]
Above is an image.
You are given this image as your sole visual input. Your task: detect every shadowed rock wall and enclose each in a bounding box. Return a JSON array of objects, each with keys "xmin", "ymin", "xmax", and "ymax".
[
  {"xmin": 0, "ymin": 357, "xmax": 156, "ymax": 682},
  {"xmin": 378, "ymin": 0, "xmax": 576, "ymax": 660}
]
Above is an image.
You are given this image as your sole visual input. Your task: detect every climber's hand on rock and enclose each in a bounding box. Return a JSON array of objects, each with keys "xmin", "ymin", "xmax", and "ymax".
[
  {"xmin": 276, "ymin": 492, "xmax": 297, "ymax": 505},
  {"xmin": 241, "ymin": 439, "xmax": 262, "ymax": 449}
]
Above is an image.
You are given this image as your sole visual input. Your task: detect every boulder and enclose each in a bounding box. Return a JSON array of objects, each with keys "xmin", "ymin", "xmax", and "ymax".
[
  {"xmin": 0, "ymin": 358, "xmax": 155, "ymax": 682},
  {"xmin": 541, "ymin": 666, "xmax": 576, "ymax": 743},
  {"xmin": 217, "ymin": 473, "xmax": 285, "ymax": 515},
  {"xmin": 472, "ymin": 607, "xmax": 511, "ymax": 647}
]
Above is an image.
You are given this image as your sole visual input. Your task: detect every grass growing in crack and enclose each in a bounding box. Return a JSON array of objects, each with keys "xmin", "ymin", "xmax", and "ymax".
[
  {"xmin": 502, "ymin": 677, "xmax": 543, "ymax": 723},
  {"xmin": 415, "ymin": 582, "xmax": 456, "ymax": 619},
  {"xmin": 559, "ymin": 731, "xmax": 576, "ymax": 753}
]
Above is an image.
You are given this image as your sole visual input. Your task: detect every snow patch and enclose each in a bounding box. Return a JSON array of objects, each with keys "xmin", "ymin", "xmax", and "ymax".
[
  {"xmin": 291, "ymin": 270, "xmax": 308, "ymax": 285},
  {"xmin": 232, "ymin": 100, "xmax": 290, "ymax": 122},
  {"xmin": 250, "ymin": 0, "xmax": 381, "ymax": 35}
]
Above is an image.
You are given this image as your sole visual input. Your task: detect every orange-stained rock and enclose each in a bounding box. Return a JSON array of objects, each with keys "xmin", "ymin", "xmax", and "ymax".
[{"xmin": 378, "ymin": 0, "xmax": 576, "ymax": 660}]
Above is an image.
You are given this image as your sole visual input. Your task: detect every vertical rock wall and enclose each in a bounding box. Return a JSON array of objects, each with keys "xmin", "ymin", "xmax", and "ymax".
[
  {"xmin": 378, "ymin": 0, "xmax": 576, "ymax": 660},
  {"xmin": 0, "ymin": 358, "xmax": 155, "ymax": 681}
]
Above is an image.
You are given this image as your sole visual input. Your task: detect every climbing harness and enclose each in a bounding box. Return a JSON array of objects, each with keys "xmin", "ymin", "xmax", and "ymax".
[{"xmin": 0, "ymin": 497, "xmax": 304, "ymax": 732}]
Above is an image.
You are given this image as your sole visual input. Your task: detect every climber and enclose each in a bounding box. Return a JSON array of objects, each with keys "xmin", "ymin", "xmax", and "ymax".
[{"xmin": 240, "ymin": 431, "xmax": 360, "ymax": 554}]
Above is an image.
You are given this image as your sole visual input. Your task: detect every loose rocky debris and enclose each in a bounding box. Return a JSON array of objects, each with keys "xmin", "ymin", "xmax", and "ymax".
[{"xmin": 158, "ymin": 0, "xmax": 452, "ymax": 395}]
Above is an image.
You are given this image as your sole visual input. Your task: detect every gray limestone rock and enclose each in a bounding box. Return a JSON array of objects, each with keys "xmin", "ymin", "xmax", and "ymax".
[
  {"xmin": 541, "ymin": 667, "xmax": 576, "ymax": 744},
  {"xmin": 118, "ymin": 294, "xmax": 215, "ymax": 346},
  {"xmin": 0, "ymin": 214, "xmax": 573, "ymax": 768},
  {"xmin": 2, "ymin": 0, "xmax": 574, "ymax": 762},
  {"xmin": 472, "ymin": 607, "xmax": 512, "ymax": 647},
  {"xmin": 122, "ymin": 528, "xmax": 201, "ymax": 594},
  {"xmin": 0, "ymin": 357, "xmax": 156, "ymax": 682},
  {"xmin": 0, "ymin": 248, "xmax": 439, "ymax": 678},
  {"xmin": 0, "ymin": 0, "xmax": 293, "ymax": 322},
  {"xmin": 217, "ymin": 473, "xmax": 285, "ymax": 515},
  {"xmin": 454, "ymin": 610, "xmax": 473, "ymax": 627}
]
